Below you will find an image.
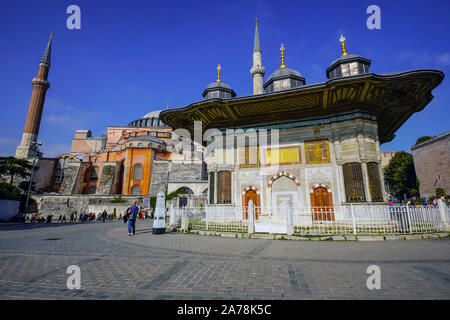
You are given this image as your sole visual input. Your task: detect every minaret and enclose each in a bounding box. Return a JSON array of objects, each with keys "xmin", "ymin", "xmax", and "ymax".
[
  {"xmin": 15, "ymin": 33, "xmax": 52, "ymax": 159},
  {"xmin": 250, "ymin": 19, "xmax": 265, "ymax": 95}
]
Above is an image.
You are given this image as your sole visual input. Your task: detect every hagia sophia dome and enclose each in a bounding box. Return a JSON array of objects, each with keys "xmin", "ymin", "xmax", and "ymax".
[{"xmin": 127, "ymin": 109, "xmax": 169, "ymax": 128}]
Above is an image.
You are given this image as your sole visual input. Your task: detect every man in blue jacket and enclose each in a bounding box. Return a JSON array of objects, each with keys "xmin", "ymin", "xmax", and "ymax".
[{"xmin": 127, "ymin": 201, "xmax": 139, "ymax": 236}]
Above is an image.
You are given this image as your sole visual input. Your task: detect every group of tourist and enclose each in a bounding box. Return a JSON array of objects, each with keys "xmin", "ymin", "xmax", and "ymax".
[
  {"xmin": 67, "ymin": 210, "xmax": 112, "ymax": 223},
  {"xmin": 27, "ymin": 203, "xmax": 153, "ymax": 224},
  {"xmin": 388, "ymin": 195, "xmax": 449, "ymax": 208}
]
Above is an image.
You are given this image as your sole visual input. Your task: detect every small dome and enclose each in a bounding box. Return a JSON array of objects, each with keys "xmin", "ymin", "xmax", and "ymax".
[
  {"xmin": 128, "ymin": 109, "xmax": 169, "ymax": 128},
  {"xmin": 266, "ymin": 67, "xmax": 303, "ymax": 83},
  {"xmin": 202, "ymin": 82, "xmax": 236, "ymax": 99},
  {"xmin": 263, "ymin": 67, "xmax": 305, "ymax": 93},
  {"xmin": 142, "ymin": 110, "xmax": 163, "ymax": 119},
  {"xmin": 205, "ymin": 82, "xmax": 234, "ymax": 91},
  {"xmin": 326, "ymin": 54, "xmax": 371, "ymax": 79},
  {"xmin": 127, "ymin": 135, "xmax": 166, "ymax": 144}
]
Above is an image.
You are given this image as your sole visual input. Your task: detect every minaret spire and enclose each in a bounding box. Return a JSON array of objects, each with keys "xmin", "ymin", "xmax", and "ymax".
[
  {"xmin": 15, "ymin": 33, "xmax": 52, "ymax": 159},
  {"xmin": 40, "ymin": 32, "xmax": 53, "ymax": 66},
  {"xmin": 253, "ymin": 18, "xmax": 261, "ymax": 52},
  {"xmin": 250, "ymin": 19, "xmax": 265, "ymax": 95}
]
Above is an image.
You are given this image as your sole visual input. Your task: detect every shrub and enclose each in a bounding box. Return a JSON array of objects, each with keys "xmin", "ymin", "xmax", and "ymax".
[
  {"xmin": 436, "ymin": 188, "xmax": 446, "ymax": 198},
  {"xmin": 110, "ymin": 195, "xmax": 125, "ymax": 203}
]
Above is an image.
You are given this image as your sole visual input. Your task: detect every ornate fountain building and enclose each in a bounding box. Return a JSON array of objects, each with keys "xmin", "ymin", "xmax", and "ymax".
[{"xmin": 161, "ymin": 25, "xmax": 444, "ymax": 219}]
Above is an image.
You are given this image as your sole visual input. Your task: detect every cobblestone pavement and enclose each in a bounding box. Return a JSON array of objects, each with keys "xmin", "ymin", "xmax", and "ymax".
[{"xmin": 0, "ymin": 220, "xmax": 449, "ymax": 300}]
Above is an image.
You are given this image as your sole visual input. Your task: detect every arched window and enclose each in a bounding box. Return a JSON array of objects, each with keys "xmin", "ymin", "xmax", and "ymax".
[
  {"xmin": 177, "ymin": 187, "xmax": 194, "ymax": 195},
  {"xmin": 131, "ymin": 185, "xmax": 141, "ymax": 195},
  {"xmin": 84, "ymin": 166, "xmax": 98, "ymax": 182},
  {"xmin": 137, "ymin": 143, "xmax": 143, "ymax": 148},
  {"xmin": 90, "ymin": 167, "xmax": 99, "ymax": 181},
  {"xmin": 133, "ymin": 164, "xmax": 143, "ymax": 180}
]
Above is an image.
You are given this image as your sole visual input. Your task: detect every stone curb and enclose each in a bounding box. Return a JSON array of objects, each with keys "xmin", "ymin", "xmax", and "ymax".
[{"xmin": 186, "ymin": 229, "xmax": 449, "ymax": 241}]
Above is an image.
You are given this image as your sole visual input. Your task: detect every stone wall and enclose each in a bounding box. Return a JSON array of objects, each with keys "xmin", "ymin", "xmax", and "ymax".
[
  {"xmin": 411, "ymin": 132, "xmax": 450, "ymax": 198},
  {"xmin": 148, "ymin": 160, "xmax": 169, "ymax": 196},
  {"xmin": 169, "ymin": 162, "xmax": 204, "ymax": 181},
  {"xmin": 33, "ymin": 158, "xmax": 56, "ymax": 192},
  {"xmin": 96, "ymin": 162, "xmax": 119, "ymax": 195},
  {"xmin": 59, "ymin": 162, "xmax": 81, "ymax": 194},
  {"xmin": 37, "ymin": 195, "xmax": 145, "ymax": 218}
]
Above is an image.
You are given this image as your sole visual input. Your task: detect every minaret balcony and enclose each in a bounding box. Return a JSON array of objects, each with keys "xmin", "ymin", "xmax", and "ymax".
[{"xmin": 250, "ymin": 65, "xmax": 265, "ymax": 77}]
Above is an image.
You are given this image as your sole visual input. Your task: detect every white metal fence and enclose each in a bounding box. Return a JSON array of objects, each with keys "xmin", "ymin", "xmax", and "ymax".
[{"xmin": 169, "ymin": 204, "xmax": 448, "ymax": 235}]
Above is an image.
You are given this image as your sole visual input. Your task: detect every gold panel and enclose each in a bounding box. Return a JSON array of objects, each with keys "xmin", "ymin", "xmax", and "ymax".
[
  {"xmin": 305, "ymin": 140, "xmax": 330, "ymax": 164},
  {"xmin": 266, "ymin": 146, "xmax": 301, "ymax": 165},
  {"xmin": 239, "ymin": 146, "xmax": 259, "ymax": 168}
]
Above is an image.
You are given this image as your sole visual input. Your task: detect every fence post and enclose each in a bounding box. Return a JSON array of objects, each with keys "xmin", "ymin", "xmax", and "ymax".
[
  {"xmin": 248, "ymin": 200, "xmax": 255, "ymax": 234},
  {"xmin": 287, "ymin": 201, "xmax": 294, "ymax": 235},
  {"xmin": 438, "ymin": 199, "xmax": 449, "ymax": 231},
  {"xmin": 405, "ymin": 204, "xmax": 413, "ymax": 234},
  {"xmin": 350, "ymin": 204, "xmax": 357, "ymax": 234},
  {"xmin": 168, "ymin": 203, "xmax": 174, "ymax": 226},
  {"xmin": 180, "ymin": 207, "xmax": 189, "ymax": 232},
  {"xmin": 206, "ymin": 206, "xmax": 209, "ymax": 231}
]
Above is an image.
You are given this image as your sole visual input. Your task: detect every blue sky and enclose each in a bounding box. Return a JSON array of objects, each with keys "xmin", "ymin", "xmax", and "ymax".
[{"xmin": 0, "ymin": 0, "xmax": 449, "ymax": 157}]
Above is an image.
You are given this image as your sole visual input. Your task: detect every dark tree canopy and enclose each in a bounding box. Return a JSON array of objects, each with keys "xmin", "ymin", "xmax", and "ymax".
[
  {"xmin": 415, "ymin": 136, "xmax": 434, "ymax": 145},
  {"xmin": 0, "ymin": 156, "xmax": 34, "ymax": 185},
  {"xmin": 384, "ymin": 151, "xmax": 419, "ymax": 198}
]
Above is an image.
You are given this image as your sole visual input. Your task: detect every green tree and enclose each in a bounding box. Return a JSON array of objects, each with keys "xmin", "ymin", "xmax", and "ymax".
[
  {"xmin": 0, "ymin": 156, "xmax": 34, "ymax": 185},
  {"xmin": 0, "ymin": 181, "xmax": 22, "ymax": 201},
  {"xmin": 384, "ymin": 151, "xmax": 418, "ymax": 198},
  {"xmin": 415, "ymin": 136, "xmax": 434, "ymax": 145}
]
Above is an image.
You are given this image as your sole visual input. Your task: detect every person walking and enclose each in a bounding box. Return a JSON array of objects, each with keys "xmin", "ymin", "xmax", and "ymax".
[
  {"xmin": 127, "ymin": 201, "xmax": 139, "ymax": 236},
  {"xmin": 422, "ymin": 198, "xmax": 427, "ymax": 206}
]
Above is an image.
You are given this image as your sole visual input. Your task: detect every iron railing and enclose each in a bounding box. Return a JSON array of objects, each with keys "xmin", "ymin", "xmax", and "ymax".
[{"xmin": 169, "ymin": 204, "xmax": 447, "ymax": 235}]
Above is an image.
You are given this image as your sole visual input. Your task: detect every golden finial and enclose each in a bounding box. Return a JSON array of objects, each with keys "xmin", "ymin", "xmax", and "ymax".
[
  {"xmin": 217, "ymin": 64, "xmax": 221, "ymax": 82},
  {"xmin": 166, "ymin": 101, "xmax": 170, "ymax": 110},
  {"xmin": 255, "ymin": 18, "xmax": 258, "ymax": 26},
  {"xmin": 280, "ymin": 43, "xmax": 286, "ymax": 68},
  {"xmin": 339, "ymin": 34, "xmax": 348, "ymax": 56},
  {"xmin": 50, "ymin": 32, "xmax": 53, "ymax": 40}
]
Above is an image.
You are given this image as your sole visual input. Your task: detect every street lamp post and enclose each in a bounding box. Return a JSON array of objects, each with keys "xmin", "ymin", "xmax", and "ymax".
[{"xmin": 24, "ymin": 142, "xmax": 41, "ymax": 218}]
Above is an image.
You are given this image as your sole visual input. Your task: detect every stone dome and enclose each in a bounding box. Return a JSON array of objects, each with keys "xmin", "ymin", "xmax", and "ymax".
[
  {"xmin": 128, "ymin": 109, "xmax": 169, "ymax": 128},
  {"xmin": 263, "ymin": 67, "xmax": 305, "ymax": 93},
  {"xmin": 326, "ymin": 54, "xmax": 371, "ymax": 79}
]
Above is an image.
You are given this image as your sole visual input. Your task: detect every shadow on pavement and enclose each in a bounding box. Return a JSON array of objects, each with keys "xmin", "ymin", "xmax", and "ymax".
[{"xmin": 0, "ymin": 222, "xmax": 123, "ymax": 232}]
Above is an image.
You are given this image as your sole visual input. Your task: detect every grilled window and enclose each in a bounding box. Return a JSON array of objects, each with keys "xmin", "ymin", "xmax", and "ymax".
[
  {"xmin": 367, "ymin": 162, "xmax": 383, "ymax": 202},
  {"xmin": 343, "ymin": 162, "xmax": 366, "ymax": 202},
  {"xmin": 209, "ymin": 172, "xmax": 215, "ymax": 204}
]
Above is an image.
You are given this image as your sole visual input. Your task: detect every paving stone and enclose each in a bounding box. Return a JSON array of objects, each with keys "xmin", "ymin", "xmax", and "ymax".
[
  {"xmin": 385, "ymin": 235, "xmax": 405, "ymax": 240},
  {"xmin": 0, "ymin": 221, "xmax": 448, "ymax": 300},
  {"xmin": 356, "ymin": 236, "xmax": 384, "ymax": 241},
  {"xmin": 404, "ymin": 235, "xmax": 424, "ymax": 240}
]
